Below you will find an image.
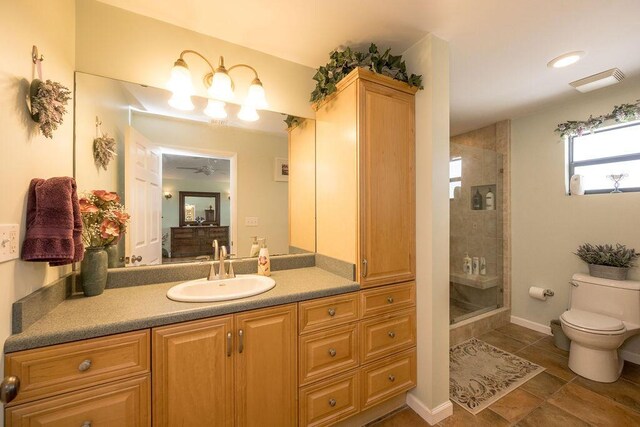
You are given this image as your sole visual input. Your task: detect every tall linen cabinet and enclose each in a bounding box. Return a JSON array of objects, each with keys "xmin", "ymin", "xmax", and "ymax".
[{"xmin": 315, "ymin": 68, "xmax": 417, "ymax": 287}]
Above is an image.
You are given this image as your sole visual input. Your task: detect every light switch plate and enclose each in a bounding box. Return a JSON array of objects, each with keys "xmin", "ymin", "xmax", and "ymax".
[
  {"xmin": 0, "ymin": 224, "xmax": 19, "ymax": 263},
  {"xmin": 245, "ymin": 217, "xmax": 259, "ymax": 226}
]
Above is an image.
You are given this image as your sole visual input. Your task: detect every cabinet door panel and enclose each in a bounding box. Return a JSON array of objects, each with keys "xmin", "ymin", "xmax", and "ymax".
[
  {"xmin": 359, "ymin": 81, "xmax": 416, "ymax": 287},
  {"xmin": 235, "ymin": 304, "xmax": 297, "ymax": 427},
  {"xmin": 152, "ymin": 317, "xmax": 233, "ymax": 427}
]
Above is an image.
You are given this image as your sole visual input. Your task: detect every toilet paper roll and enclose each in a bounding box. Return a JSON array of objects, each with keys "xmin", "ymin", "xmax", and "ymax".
[{"xmin": 529, "ymin": 286, "xmax": 548, "ymax": 301}]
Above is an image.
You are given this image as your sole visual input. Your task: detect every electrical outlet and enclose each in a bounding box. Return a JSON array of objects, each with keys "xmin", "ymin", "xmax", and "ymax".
[
  {"xmin": 245, "ymin": 217, "xmax": 259, "ymax": 227},
  {"xmin": 0, "ymin": 224, "xmax": 19, "ymax": 263}
]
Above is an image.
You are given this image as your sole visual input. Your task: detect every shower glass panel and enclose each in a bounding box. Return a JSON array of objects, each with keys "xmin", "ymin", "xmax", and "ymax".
[{"xmin": 449, "ymin": 142, "xmax": 504, "ymax": 324}]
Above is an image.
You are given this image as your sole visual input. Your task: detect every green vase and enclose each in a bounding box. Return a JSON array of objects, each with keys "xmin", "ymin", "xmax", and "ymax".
[
  {"xmin": 105, "ymin": 244, "xmax": 120, "ymax": 268},
  {"xmin": 81, "ymin": 247, "xmax": 108, "ymax": 296}
]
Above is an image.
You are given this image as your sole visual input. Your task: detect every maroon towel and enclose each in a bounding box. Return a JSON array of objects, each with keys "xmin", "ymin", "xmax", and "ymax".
[{"xmin": 21, "ymin": 177, "xmax": 84, "ymax": 266}]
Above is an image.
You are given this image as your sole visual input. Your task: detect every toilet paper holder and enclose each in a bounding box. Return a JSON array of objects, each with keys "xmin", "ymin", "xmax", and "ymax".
[{"xmin": 543, "ymin": 289, "xmax": 554, "ymax": 297}]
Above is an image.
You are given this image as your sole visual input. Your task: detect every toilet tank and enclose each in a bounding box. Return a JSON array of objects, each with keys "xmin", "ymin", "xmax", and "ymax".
[{"xmin": 570, "ymin": 273, "xmax": 640, "ymax": 325}]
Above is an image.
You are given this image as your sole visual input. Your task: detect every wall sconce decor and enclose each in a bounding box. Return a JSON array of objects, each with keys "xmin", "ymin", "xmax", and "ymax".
[
  {"xmin": 164, "ymin": 192, "xmax": 173, "ymax": 199},
  {"xmin": 167, "ymin": 50, "xmax": 268, "ymax": 122}
]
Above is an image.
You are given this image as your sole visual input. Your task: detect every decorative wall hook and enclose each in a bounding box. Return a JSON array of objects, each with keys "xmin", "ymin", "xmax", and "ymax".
[{"xmin": 31, "ymin": 45, "xmax": 44, "ymax": 64}]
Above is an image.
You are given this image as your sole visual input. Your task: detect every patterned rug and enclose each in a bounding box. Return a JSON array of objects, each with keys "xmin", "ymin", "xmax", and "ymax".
[{"xmin": 450, "ymin": 338, "xmax": 544, "ymax": 414}]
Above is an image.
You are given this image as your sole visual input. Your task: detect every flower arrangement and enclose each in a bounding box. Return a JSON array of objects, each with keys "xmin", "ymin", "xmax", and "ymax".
[
  {"xmin": 79, "ymin": 190, "xmax": 130, "ymax": 248},
  {"xmin": 555, "ymin": 99, "xmax": 640, "ymax": 138},
  {"xmin": 29, "ymin": 79, "xmax": 72, "ymax": 139}
]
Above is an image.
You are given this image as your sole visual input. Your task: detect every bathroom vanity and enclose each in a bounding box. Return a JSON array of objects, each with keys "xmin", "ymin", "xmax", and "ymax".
[{"xmin": 3, "ymin": 266, "xmax": 416, "ymax": 426}]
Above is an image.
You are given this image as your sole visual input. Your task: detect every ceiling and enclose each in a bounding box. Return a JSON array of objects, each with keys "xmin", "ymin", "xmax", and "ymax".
[{"xmin": 99, "ymin": 0, "xmax": 640, "ymax": 135}]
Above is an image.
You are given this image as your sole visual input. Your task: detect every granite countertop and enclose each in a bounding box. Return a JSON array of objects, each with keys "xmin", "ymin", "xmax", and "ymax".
[{"xmin": 5, "ymin": 267, "xmax": 359, "ymax": 353}]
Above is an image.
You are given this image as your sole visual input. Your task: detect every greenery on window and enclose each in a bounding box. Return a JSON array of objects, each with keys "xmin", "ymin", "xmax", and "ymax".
[{"xmin": 555, "ymin": 99, "xmax": 640, "ymax": 138}]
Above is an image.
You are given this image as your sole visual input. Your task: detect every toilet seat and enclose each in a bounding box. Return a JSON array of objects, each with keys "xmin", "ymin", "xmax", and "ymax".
[{"xmin": 561, "ymin": 309, "xmax": 625, "ymax": 335}]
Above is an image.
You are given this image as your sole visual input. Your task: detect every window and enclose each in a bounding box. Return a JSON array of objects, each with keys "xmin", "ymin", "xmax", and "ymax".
[
  {"xmin": 568, "ymin": 121, "xmax": 640, "ymax": 194},
  {"xmin": 449, "ymin": 157, "xmax": 462, "ymax": 199}
]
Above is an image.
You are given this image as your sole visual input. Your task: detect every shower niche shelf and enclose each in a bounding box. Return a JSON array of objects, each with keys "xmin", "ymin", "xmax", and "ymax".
[{"xmin": 470, "ymin": 184, "xmax": 497, "ymax": 211}]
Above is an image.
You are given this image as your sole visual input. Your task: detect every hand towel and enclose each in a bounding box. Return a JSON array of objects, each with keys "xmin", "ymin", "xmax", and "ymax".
[{"xmin": 21, "ymin": 177, "xmax": 84, "ymax": 266}]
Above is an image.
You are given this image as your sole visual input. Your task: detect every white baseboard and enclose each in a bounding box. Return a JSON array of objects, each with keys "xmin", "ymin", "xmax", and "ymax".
[
  {"xmin": 621, "ymin": 349, "xmax": 640, "ymax": 365},
  {"xmin": 406, "ymin": 394, "xmax": 453, "ymax": 425},
  {"xmin": 510, "ymin": 315, "xmax": 552, "ymax": 336}
]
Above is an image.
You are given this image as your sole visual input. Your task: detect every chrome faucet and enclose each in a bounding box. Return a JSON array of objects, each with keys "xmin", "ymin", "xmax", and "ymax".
[{"xmin": 218, "ymin": 246, "xmax": 228, "ymax": 279}]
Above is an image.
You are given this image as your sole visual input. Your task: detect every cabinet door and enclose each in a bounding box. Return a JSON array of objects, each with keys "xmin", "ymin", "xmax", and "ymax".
[
  {"xmin": 359, "ymin": 80, "xmax": 416, "ymax": 287},
  {"xmin": 235, "ymin": 304, "xmax": 297, "ymax": 427},
  {"xmin": 152, "ymin": 316, "xmax": 234, "ymax": 427}
]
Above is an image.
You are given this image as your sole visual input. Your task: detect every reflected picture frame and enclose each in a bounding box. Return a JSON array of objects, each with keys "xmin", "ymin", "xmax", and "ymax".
[{"xmin": 274, "ymin": 157, "xmax": 289, "ymax": 182}]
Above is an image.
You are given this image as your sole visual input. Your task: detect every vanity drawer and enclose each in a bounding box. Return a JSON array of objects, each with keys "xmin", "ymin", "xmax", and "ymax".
[
  {"xmin": 360, "ymin": 309, "xmax": 416, "ymax": 363},
  {"xmin": 360, "ymin": 282, "xmax": 415, "ymax": 318},
  {"xmin": 299, "ymin": 370, "xmax": 359, "ymax": 427},
  {"xmin": 5, "ymin": 330, "xmax": 150, "ymax": 405},
  {"xmin": 5, "ymin": 375, "xmax": 150, "ymax": 427},
  {"xmin": 299, "ymin": 293, "xmax": 359, "ymax": 334},
  {"xmin": 299, "ymin": 323, "xmax": 359, "ymax": 385},
  {"xmin": 360, "ymin": 349, "xmax": 416, "ymax": 409}
]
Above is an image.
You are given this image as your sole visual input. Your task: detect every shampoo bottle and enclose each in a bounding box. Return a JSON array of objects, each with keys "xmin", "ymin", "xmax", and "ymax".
[
  {"xmin": 472, "ymin": 189, "xmax": 483, "ymax": 210},
  {"xmin": 485, "ymin": 190, "xmax": 494, "ymax": 210},
  {"xmin": 472, "ymin": 257, "xmax": 480, "ymax": 275},
  {"xmin": 480, "ymin": 257, "xmax": 487, "ymax": 275},
  {"xmin": 463, "ymin": 253, "xmax": 472, "ymax": 274},
  {"xmin": 257, "ymin": 238, "xmax": 271, "ymax": 276}
]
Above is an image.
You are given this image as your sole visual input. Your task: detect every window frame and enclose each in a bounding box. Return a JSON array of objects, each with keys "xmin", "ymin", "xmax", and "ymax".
[
  {"xmin": 449, "ymin": 156, "xmax": 462, "ymax": 199},
  {"xmin": 568, "ymin": 121, "xmax": 640, "ymax": 194}
]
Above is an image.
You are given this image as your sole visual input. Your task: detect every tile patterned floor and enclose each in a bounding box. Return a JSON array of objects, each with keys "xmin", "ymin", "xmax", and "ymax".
[{"xmin": 370, "ymin": 323, "xmax": 640, "ymax": 427}]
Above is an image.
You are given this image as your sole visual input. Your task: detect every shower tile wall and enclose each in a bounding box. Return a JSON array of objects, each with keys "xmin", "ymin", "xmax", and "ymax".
[{"xmin": 450, "ymin": 123, "xmax": 507, "ymax": 321}]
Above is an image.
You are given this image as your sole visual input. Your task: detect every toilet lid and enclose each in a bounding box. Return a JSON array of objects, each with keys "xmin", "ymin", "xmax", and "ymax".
[{"xmin": 561, "ymin": 309, "xmax": 625, "ymax": 332}]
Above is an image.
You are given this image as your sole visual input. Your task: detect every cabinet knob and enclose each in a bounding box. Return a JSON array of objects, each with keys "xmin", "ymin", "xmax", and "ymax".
[
  {"xmin": 327, "ymin": 308, "xmax": 336, "ymax": 317},
  {"xmin": 388, "ymin": 331, "xmax": 396, "ymax": 338},
  {"xmin": 328, "ymin": 348, "xmax": 337, "ymax": 357},
  {"xmin": 0, "ymin": 376, "xmax": 20, "ymax": 404},
  {"xmin": 388, "ymin": 374, "xmax": 395, "ymax": 382},
  {"xmin": 387, "ymin": 296, "xmax": 394, "ymax": 304},
  {"xmin": 328, "ymin": 398, "xmax": 337, "ymax": 407},
  {"xmin": 78, "ymin": 359, "xmax": 92, "ymax": 372}
]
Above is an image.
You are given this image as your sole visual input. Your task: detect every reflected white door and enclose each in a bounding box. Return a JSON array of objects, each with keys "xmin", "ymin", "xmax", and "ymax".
[{"xmin": 125, "ymin": 126, "xmax": 162, "ymax": 265}]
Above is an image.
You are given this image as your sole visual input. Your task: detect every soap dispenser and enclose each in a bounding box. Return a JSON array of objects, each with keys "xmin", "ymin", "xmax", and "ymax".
[
  {"xmin": 249, "ymin": 236, "xmax": 260, "ymax": 257},
  {"xmin": 257, "ymin": 238, "xmax": 271, "ymax": 276},
  {"xmin": 485, "ymin": 189, "xmax": 495, "ymax": 210}
]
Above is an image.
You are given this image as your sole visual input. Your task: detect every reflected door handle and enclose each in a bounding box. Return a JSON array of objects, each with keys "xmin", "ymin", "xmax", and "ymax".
[{"xmin": 131, "ymin": 255, "xmax": 142, "ymax": 263}]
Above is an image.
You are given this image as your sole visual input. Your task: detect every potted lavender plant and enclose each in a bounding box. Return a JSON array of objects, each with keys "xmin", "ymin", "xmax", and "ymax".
[{"xmin": 575, "ymin": 243, "xmax": 638, "ymax": 280}]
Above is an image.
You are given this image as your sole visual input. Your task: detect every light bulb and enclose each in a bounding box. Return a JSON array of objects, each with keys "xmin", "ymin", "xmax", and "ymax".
[
  {"xmin": 203, "ymin": 99, "xmax": 227, "ymax": 119},
  {"xmin": 167, "ymin": 59, "xmax": 194, "ymax": 95},
  {"xmin": 168, "ymin": 93, "xmax": 194, "ymax": 111},
  {"xmin": 209, "ymin": 70, "xmax": 234, "ymax": 102},
  {"xmin": 238, "ymin": 105, "xmax": 259, "ymax": 122},
  {"xmin": 246, "ymin": 78, "xmax": 268, "ymax": 109}
]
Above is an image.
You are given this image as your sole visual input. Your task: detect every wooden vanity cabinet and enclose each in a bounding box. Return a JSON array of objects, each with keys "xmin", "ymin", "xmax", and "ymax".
[
  {"xmin": 151, "ymin": 304, "xmax": 297, "ymax": 427},
  {"xmin": 315, "ymin": 68, "xmax": 416, "ymax": 288}
]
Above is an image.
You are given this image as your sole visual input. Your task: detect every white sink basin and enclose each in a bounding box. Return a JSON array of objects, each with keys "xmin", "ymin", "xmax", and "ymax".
[{"xmin": 167, "ymin": 274, "xmax": 276, "ymax": 302}]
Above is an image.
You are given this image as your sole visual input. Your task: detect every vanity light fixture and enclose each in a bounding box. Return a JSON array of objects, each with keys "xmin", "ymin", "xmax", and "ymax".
[
  {"xmin": 167, "ymin": 50, "xmax": 268, "ymax": 121},
  {"xmin": 164, "ymin": 192, "xmax": 173, "ymax": 199},
  {"xmin": 547, "ymin": 51, "xmax": 585, "ymax": 68}
]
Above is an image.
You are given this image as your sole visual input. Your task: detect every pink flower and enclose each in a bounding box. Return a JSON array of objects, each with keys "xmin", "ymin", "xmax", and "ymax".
[
  {"xmin": 79, "ymin": 198, "xmax": 99, "ymax": 213},
  {"xmin": 114, "ymin": 211, "xmax": 130, "ymax": 224},
  {"xmin": 92, "ymin": 190, "xmax": 120, "ymax": 203},
  {"xmin": 100, "ymin": 219, "xmax": 120, "ymax": 239}
]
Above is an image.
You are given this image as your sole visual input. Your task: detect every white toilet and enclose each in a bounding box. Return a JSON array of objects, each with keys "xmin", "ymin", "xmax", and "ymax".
[{"xmin": 560, "ymin": 273, "xmax": 640, "ymax": 383}]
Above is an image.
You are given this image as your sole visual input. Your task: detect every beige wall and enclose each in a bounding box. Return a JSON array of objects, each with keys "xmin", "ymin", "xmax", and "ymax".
[
  {"xmin": 131, "ymin": 113, "xmax": 289, "ymax": 257},
  {"xmin": 75, "ymin": 0, "xmax": 316, "ymax": 119},
  {"xmin": 0, "ymin": 0, "xmax": 76, "ymax": 418},
  {"xmin": 403, "ymin": 34, "xmax": 452, "ymax": 422},
  {"xmin": 512, "ymin": 77, "xmax": 640, "ymax": 359}
]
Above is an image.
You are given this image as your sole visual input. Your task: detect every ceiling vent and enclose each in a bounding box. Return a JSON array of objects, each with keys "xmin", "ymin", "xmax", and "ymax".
[{"xmin": 570, "ymin": 68, "xmax": 625, "ymax": 93}]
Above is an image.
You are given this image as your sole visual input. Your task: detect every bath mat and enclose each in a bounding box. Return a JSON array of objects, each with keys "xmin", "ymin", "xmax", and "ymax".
[{"xmin": 450, "ymin": 338, "xmax": 544, "ymax": 414}]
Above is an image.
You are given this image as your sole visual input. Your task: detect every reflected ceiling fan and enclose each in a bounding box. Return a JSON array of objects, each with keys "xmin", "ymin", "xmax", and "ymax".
[{"xmin": 176, "ymin": 159, "xmax": 216, "ymax": 176}]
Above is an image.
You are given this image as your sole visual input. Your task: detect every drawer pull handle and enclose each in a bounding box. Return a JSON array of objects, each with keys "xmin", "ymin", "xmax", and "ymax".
[
  {"xmin": 226, "ymin": 332, "xmax": 233, "ymax": 357},
  {"xmin": 329, "ymin": 398, "xmax": 337, "ymax": 407},
  {"xmin": 328, "ymin": 308, "xmax": 336, "ymax": 317},
  {"xmin": 78, "ymin": 359, "xmax": 92, "ymax": 372},
  {"xmin": 328, "ymin": 348, "xmax": 337, "ymax": 357},
  {"xmin": 388, "ymin": 331, "xmax": 396, "ymax": 338},
  {"xmin": 81, "ymin": 422, "xmax": 92, "ymax": 427},
  {"xmin": 388, "ymin": 374, "xmax": 396, "ymax": 382},
  {"xmin": 238, "ymin": 329, "xmax": 244, "ymax": 354},
  {"xmin": 387, "ymin": 296, "xmax": 394, "ymax": 304}
]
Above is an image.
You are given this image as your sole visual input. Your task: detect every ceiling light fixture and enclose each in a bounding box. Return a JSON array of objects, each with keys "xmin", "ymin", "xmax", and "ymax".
[
  {"xmin": 167, "ymin": 50, "xmax": 268, "ymax": 121},
  {"xmin": 570, "ymin": 68, "xmax": 625, "ymax": 93},
  {"xmin": 547, "ymin": 51, "xmax": 585, "ymax": 68}
]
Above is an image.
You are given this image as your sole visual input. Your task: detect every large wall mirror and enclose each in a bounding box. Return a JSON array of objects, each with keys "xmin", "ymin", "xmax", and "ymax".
[{"xmin": 74, "ymin": 72, "xmax": 315, "ymax": 266}]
